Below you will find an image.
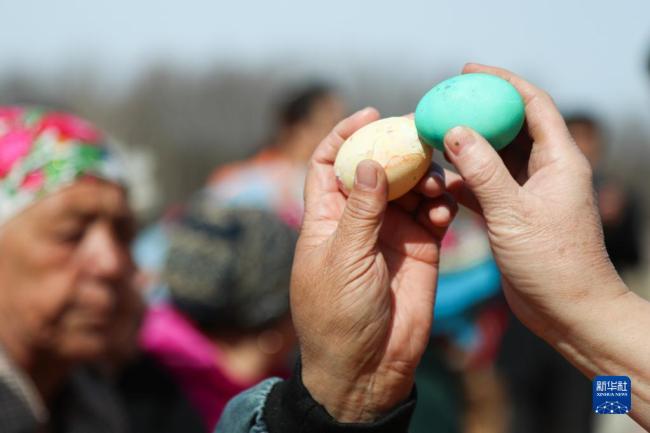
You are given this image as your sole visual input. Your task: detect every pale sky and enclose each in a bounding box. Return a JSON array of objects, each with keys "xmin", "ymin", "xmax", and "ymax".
[{"xmin": 2, "ymin": 0, "xmax": 650, "ymax": 134}]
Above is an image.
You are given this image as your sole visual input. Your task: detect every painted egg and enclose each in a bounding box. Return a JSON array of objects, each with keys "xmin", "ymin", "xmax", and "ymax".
[
  {"xmin": 415, "ymin": 73, "xmax": 525, "ymax": 151},
  {"xmin": 334, "ymin": 117, "xmax": 432, "ymax": 201}
]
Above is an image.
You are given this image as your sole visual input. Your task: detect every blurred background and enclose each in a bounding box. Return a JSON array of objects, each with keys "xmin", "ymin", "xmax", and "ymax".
[
  {"xmin": 1, "ymin": 1, "xmax": 649, "ymax": 432},
  {"xmin": 2, "ymin": 0, "xmax": 649, "ymax": 220}
]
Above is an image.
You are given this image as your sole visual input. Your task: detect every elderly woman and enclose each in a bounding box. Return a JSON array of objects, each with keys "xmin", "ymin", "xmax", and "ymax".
[{"xmin": 0, "ymin": 107, "xmax": 202, "ymax": 433}]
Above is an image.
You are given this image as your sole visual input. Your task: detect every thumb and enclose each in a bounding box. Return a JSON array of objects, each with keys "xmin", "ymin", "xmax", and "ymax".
[
  {"xmin": 334, "ymin": 160, "xmax": 388, "ymax": 253},
  {"xmin": 444, "ymin": 126, "xmax": 520, "ymax": 216}
]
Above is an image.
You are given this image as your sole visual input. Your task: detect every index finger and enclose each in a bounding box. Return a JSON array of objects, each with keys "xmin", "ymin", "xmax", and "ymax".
[{"xmin": 462, "ymin": 63, "xmax": 571, "ymax": 148}]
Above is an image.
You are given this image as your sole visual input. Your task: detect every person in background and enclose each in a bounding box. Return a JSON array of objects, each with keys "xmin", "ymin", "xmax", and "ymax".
[
  {"xmin": 496, "ymin": 115, "xmax": 624, "ymax": 433},
  {"xmin": 133, "ymin": 83, "xmax": 345, "ymax": 302},
  {"xmin": 139, "ymin": 194, "xmax": 298, "ymax": 431},
  {"xmin": 205, "ymin": 83, "xmax": 345, "ymax": 227},
  {"xmin": 411, "ymin": 207, "xmax": 507, "ymax": 433},
  {"xmin": 498, "ymin": 315, "xmax": 593, "ymax": 433},
  {"xmin": 0, "ymin": 106, "xmax": 203, "ymax": 433},
  {"xmin": 566, "ymin": 113, "xmax": 642, "ymax": 272},
  {"xmin": 0, "ymin": 106, "xmax": 134, "ymax": 432},
  {"xmin": 107, "ymin": 265, "xmax": 205, "ymax": 433},
  {"xmin": 129, "ymin": 83, "xmax": 343, "ymax": 430}
]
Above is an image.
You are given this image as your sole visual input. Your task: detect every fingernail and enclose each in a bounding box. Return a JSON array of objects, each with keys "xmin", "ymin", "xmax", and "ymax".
[
  {"xmin": 444, "ymin": 126, "xmax": 475, "ymax": 156},
  {"xmin": 355, "ymin": 160, "xmax": 378, "ymax": 189}
]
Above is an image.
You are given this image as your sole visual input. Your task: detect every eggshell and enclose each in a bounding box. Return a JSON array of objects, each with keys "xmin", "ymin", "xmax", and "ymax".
[
  {"xmin": 415, "ymin": 73, "xmax": 525, "ymax": 151},
  {"xmin": 334, "ymin": 117, "xmax": 432, "ymax": 201}
]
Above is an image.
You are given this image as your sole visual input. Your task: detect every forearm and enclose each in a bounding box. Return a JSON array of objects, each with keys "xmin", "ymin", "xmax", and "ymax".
[{"xmin": 544, "ymin": 285, "xmax": 650, "ymax": 428}]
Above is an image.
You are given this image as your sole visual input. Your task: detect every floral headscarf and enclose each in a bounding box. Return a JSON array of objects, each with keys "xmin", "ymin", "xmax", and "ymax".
[{"xmin": 0, "ymin": 106, "xmax": 124, "ymax": 224}]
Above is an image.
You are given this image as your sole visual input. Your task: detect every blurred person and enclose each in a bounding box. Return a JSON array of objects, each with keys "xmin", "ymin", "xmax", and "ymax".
[
  {"xmin": 411, "ymin": 208, "xmax": 508, "ymax": 433},
  {"xmin": 566, "ymin": 113, "xmax": 642, "ymax": 272},
  {"xmin": 206, "ymin": 82, "xmax": 345, "ymax": 227},
  {"xmin": 0, "ymin": 106, "xmax": 203, "ymax": 433},
  {"xmin": 216, "ymin": 64, "xmax": 650, "ymax": 433},
  {"xmin": 0, "ymin": 106, "xmax": 132, "ymax": 432},
  {"xmin": 495, "ymin": 114, "xmax": 599, "ymax": 433},
  {"xmin": 498, "ymin": 315, "xmax": 593, "ymax": 433},
  {"xmin": 107, "ymin": 267, "xmax": 205, "ymax": 433},
  {"xmin": 130, "ymin": 83, "xmax": 342, "ymax": 427},
  {"xmin": 132, "ymin": 83, "xmax": 345, "ymax": 301},
  {"xmin": 561, "ymin": 115, "xmax": 643, "ymax": 433},
  {"xmin": 139, "ymin": 196, "xmax": 298, "ymax": 431}
]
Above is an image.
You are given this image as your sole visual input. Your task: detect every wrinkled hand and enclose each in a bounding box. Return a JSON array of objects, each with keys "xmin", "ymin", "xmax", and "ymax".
[
  {"xmin": 291, "ymin": 108, "xmax": 456, "ymax": 422},
  {"xmin": 442, "ymin": 64, "xmax": 626, "ymax": 339}
]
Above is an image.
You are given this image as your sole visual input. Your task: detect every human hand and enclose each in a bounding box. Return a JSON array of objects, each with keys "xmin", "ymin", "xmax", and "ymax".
[
  {"xmin": 290, "ymin": 108, "xmax": 456, "ymax": 422},
  {"xmin": 441, "ymin": 63, "xmax": 626, "ymax": 339}
]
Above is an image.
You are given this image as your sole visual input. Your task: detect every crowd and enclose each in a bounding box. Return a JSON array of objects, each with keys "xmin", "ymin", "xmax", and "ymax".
[{"xmin": 0, "ymin": 62, "xmax": 646, "ymax": 433}]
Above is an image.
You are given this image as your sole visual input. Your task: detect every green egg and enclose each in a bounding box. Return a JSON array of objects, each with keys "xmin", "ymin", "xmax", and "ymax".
[{"xmin": 415, "ymin": 73, "xmax": 525, "ymax": 152}]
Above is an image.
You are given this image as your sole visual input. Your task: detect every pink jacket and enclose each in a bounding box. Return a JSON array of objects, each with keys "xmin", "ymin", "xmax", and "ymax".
[{"xmin": 139, "ymin": 304, "xmax": 274, "ymax": 431}]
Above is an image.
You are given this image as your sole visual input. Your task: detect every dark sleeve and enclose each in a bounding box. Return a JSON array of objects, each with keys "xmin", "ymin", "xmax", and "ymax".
[
  {"xmin": 603, "ymin": 191, "xmax": 642, "ymax": 271},
  {"xmin": 263, "ymin": 360, "xmax": 417, "ymax": 433}
]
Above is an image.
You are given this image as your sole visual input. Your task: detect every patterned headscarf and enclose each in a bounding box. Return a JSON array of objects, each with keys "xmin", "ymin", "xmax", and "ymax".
[{"xmin": 0, "ymin": 106, "xmax": 124, "ymax": 225}]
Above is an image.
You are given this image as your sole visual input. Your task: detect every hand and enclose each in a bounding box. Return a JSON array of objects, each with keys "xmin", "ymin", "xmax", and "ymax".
[
  {"xmin": 291, "ymin": 108, "xmax": 456, "ymax": 422},
  {"xmin": 441, "ymin": 63, "xmax": 626, "ymax": 339}
]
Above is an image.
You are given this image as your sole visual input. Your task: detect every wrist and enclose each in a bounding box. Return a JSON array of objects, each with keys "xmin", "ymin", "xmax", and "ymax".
[
  {"xmin": 539, "ymin": 257, "xmax": 628, "ymax": 344},
  {"xmin": 302, "ymin": 362, "xmax": 414, "ymax": 423},
  {"xmin": 264, "ymin": 360, "xmax": 418, "ymax": 433},
  {"xmin": 542, "ymin": 285, "xmax": 642, "ymax": 384}
]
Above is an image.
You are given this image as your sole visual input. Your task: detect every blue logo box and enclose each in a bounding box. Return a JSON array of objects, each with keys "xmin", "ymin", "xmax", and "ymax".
[{"xmin": 593, "ymin": 376, "xmax": 631, "ymax": 414}]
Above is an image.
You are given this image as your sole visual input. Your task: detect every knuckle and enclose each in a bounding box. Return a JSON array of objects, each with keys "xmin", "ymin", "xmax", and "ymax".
[
  {"xmin": 569, "ymin": 154, "xmax": 593, "ymax": 183},
  {"xmin": 541, "ymin": 90, "xmax": 555, "ymax": 105},
  {"xmin": 466, "ymin": 156, "xmax": 500, "ymax": 190},
  {"xmin": 346, "ymin": 193, "xmax": 381, "ymax": 221}
]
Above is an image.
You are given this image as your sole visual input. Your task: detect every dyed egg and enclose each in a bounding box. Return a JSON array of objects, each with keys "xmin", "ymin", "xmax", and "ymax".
[
  {"xmin": 334, "ymin": 117, "xmax": 432, "ymax": 201},
  {"xmin": 415, "ymin": 73, "xmax": 525, "ymax": 151}
]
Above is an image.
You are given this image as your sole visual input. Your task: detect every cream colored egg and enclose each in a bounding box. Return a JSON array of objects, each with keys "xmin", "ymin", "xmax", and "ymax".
[{"xmin": 334, "ymin": 117, "xmax": 433, "ymax": 201}]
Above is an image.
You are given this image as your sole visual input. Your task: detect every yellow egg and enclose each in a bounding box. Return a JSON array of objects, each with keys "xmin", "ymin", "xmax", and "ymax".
[{"xmin": 334, "ymin": 117, "xmax": 433, "ymax": 201}]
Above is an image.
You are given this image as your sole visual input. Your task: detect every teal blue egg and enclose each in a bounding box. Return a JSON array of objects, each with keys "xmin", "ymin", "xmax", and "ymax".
[{"xmin": 415, "ymin": 73, "xmax": 525, "ymax": 151}]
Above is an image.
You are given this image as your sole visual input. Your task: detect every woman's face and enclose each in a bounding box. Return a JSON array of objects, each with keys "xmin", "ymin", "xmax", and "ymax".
[{"xmin": 0, "ymin": 179, "xmax": 136, "ymax": 363}]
